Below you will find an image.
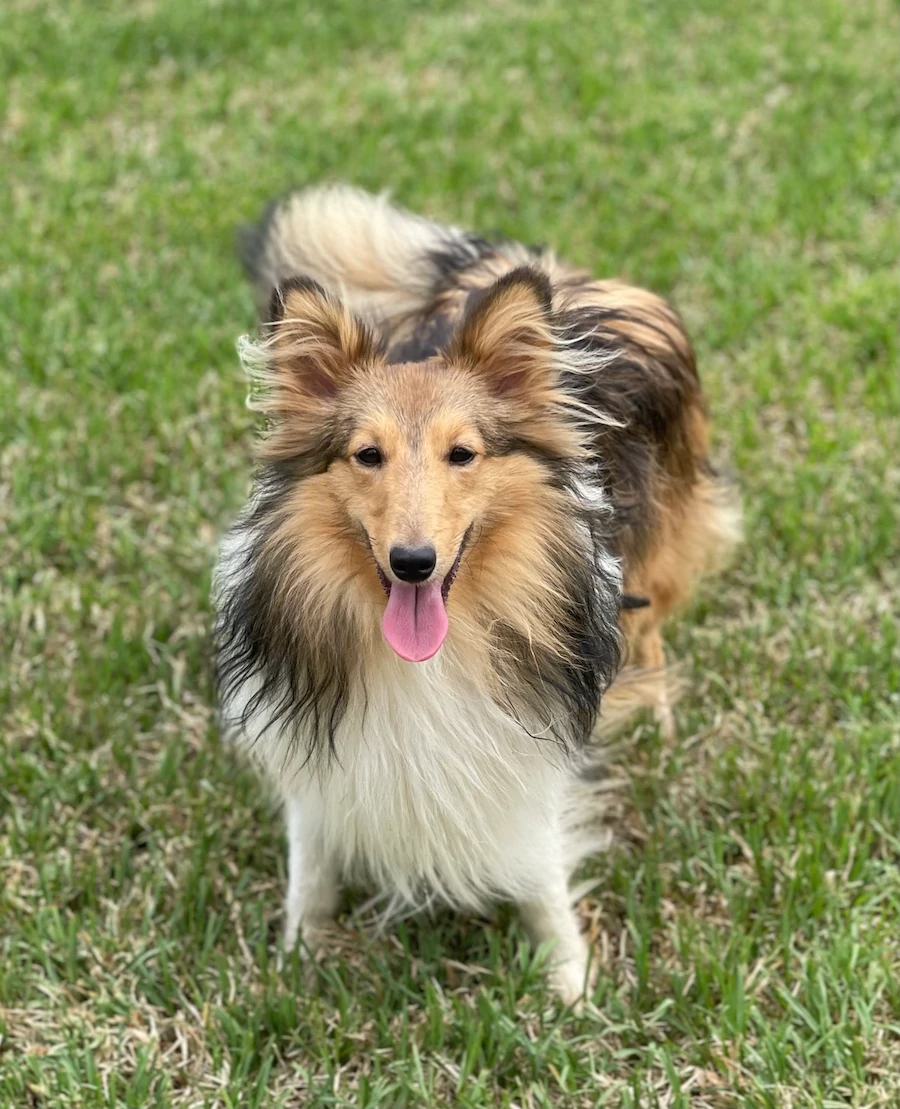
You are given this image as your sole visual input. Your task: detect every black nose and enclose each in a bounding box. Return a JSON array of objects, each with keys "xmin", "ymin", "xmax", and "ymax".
[{"xmin": 389, "ymin": 544, "xmax": 437, "ymax": 583}]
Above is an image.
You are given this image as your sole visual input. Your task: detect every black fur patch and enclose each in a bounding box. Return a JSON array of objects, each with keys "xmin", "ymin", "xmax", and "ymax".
[
  {"xmin": 492, "ymin": 506, "xmax": 621, "ymax": 750},
  {"xmin": 427, "ymin": 233, "xmax": 496, "ymax": 292},
  {"xmin": 387, "ymin": 312, "xmax": 456, "ymax": 363},
  {"xmin": 214, "ymin": 469, "xmax": 356, "ymax": 763},
  {"xmin": 461, "ymin": 265, "xmax": 554, "ymax": 325},
  {"xmin": 236, "ymin": 199, "xmax": 280, "ymax": 294},
  {"xmin": 555, "ymin": 305, "xmax": 700, "ymax": 561},
  {"xmin": 266, "ymin": 274, "xmax": 331, "ymax": 325}
]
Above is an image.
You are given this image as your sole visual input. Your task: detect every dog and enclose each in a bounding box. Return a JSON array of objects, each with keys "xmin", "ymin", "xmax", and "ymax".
[{"xmin": 213, "ymin": 185, "xmax": 740, "ymax": 1003}]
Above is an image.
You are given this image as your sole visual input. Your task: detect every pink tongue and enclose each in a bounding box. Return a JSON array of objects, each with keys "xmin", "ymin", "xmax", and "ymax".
[{"xmin": 381, "ymin": 581, "xmax": 448, "ymax": 662}]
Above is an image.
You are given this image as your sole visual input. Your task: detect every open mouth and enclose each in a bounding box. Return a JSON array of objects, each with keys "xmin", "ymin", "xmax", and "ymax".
[{"xmin": 374, "ymin": 528, "xmax": 471, "ymax": 664}]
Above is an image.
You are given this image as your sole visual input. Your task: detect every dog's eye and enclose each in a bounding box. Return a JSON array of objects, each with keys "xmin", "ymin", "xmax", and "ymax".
[
  {"xmin": 448, "ymin": 446, "xmax": 475, "ymax": 466},
  {"xmin": 354, "ymin": 447, "xmax": 383, "ymax": 467}
]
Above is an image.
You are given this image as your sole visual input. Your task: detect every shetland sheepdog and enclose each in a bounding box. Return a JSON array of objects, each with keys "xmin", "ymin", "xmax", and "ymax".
[{"xmin": 214, "ymin": 185, "xmax": 740, "ymax": 1003}]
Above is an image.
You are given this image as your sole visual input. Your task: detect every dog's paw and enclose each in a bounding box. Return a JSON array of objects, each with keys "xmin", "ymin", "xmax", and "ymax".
[
  {"xmin": 278, "ymin": 919, "xmax": 333, "ymax": 973},
  {"xmin": 655, "ymin": 700, "xmax": 676, "ymax": 741},
  {"xmin": 549, "ymin": 950, "xmax": 596, "ymax": 1009}
]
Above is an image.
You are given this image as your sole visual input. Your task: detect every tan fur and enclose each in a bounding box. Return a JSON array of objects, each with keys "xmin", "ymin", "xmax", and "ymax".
[
  {"xmin": 251, "ymin": 283, "xmax": 383, "ymax": 462},
  {"xmin": 259, "ymin": 370, "xmax": 599, "ymax": 684},
  {"xmin": 613, "ymin": 468, "xmax": 741, "ymax": 734}
]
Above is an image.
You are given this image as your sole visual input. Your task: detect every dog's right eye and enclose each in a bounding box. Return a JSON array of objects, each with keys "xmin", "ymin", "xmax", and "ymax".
[{"xmin": 354, "ymin": 447, "xmax": 383, "ymax": 467}]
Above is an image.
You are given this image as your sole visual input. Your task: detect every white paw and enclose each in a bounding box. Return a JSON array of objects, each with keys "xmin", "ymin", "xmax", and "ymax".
[
  {"xmin": 279, "ymin": 918, "xmax": 332, "ymax": 971},
  {"xmin": 548, "ymin": 943, "xmax": 597, "ymax": 1008}
]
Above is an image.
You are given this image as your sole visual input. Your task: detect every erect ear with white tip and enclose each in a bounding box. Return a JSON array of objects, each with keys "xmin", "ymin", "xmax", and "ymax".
[
  {"xmin": 447, "ymin": 267, "xmax": 557, "ymax": 404},
  {"xmin": 265, "ymin": 276, "xmax": 383, "ymax": 402}
]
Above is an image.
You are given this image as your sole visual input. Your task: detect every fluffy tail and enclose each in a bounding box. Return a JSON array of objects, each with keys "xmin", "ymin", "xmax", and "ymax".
[{"xmin": 238, "ymin": 184, "xmax": 487, "ymax": 322}]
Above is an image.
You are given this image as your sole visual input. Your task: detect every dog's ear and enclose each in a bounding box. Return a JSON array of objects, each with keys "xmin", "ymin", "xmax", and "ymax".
[
  {"xmin": 264, "ymin": 277, "xmax": 382, "ymax": 401},
  {"xmin": 242, "ymin": 278, "xmax": 384, "ymax": 465},
  {"xmin": 448, "ymin": 268, "xmax": 586, "ymax": 459},
  {"xmin": 448, "ymin": 268, "xmax": 556, "ymax": 403}
]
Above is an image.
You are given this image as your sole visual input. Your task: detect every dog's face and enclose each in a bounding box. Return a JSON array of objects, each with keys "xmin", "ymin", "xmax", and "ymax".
[
  {"xmin": 330, "ymin": 368, "xmax": 489, "ymax": 591},
  {"xmin": 251, "ymin": 271, "xmax": 588, "ymax": 662}
]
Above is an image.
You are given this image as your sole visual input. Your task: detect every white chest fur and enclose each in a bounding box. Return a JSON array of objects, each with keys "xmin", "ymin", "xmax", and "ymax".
[{"xmin": 233, "ymin": 649, "xmax": 575, "ymax": 913}]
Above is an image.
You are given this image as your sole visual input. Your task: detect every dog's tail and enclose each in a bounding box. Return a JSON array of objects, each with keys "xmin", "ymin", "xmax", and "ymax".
[{"xmin": 238, "ymin": 184, "xmax": 491, "ymax": 322}]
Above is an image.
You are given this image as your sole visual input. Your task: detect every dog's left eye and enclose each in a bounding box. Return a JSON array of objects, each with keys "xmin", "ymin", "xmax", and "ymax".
[
  {"xmin": 354, "ymin": 447, "xmax": 383, "ymax": 467},
  {"xmin": 448, "ymin": 446, "xmax": 475, "ymax": 465}
]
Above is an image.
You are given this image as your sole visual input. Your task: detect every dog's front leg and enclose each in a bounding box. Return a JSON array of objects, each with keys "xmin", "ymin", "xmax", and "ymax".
[
  {"xmin": 518, "ymin": 878, "xmax": 593, "ymax": 1007},
  {"xmin": 283, "ymin": 796, "xmax": 339, "ymax": 955}
]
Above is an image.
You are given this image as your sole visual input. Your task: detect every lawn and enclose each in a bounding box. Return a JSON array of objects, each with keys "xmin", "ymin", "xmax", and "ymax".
[{"xmin": 1, "ymin": 0, "xmax": 898, "ymax": 1105}]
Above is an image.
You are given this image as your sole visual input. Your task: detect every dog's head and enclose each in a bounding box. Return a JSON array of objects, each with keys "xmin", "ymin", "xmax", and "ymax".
[{"xmin": 243, "ymin": 268, "xmax": 611, "ymax": 671}]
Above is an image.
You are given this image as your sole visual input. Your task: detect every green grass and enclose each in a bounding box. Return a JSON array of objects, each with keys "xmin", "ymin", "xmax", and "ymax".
[{"xmin": 1, "ymin": 0, "xmax": 898, "ymax": 1104}]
